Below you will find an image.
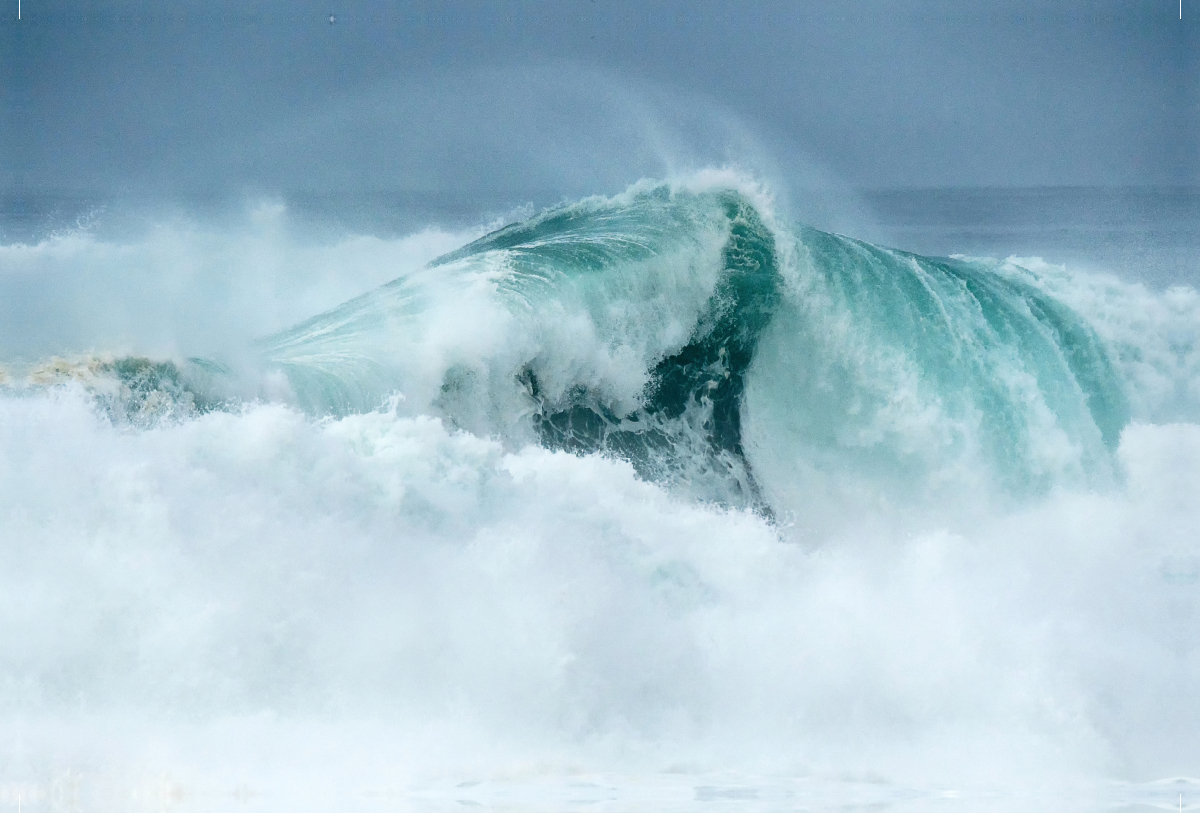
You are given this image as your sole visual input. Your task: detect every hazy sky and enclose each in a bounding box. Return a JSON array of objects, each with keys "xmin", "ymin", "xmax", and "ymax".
[{"xmin": 2, "ymin": 0, "xmax": 1197, "ymax": 202}]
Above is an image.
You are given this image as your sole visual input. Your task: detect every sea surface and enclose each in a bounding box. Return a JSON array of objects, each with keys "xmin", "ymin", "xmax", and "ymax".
[
  {"xmin": 1, "ymin": 175, "xmax": 1198, "ymax": 812},
  {"xmin": 865, "ymin": 186, "xmax": 1200, "ymax": 291}
]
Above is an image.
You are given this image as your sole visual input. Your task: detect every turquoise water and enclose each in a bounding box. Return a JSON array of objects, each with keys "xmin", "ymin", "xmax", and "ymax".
[{"xmin": 257, "ymin": 182, "xmax": 1136, "ymax": 512}]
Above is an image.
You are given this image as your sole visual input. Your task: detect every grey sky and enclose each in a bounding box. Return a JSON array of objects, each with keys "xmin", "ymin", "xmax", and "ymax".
[{"xmin": 2, "ymin": 0, "xmax": 1196, "ymax": 206}]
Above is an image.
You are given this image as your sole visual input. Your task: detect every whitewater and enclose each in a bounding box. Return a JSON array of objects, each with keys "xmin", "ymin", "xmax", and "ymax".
[{"xmin": 1, "ymin": 172, "xmax": 1198, "ymax": 811}]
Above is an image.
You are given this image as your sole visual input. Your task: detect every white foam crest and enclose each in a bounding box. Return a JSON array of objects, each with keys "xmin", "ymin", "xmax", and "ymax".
[
  {"xmin": 1, "ymin": 387, "xmax": 1196, "ymax": 803},
  {"xmin": 450, "ymin": 235, "xmax": 725, "ymax": 419}
]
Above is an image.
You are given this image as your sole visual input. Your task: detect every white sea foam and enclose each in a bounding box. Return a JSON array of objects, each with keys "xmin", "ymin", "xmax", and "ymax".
[{"xmin": 0, "ymin": 386, "xmax": 1197, "ymax": 807}]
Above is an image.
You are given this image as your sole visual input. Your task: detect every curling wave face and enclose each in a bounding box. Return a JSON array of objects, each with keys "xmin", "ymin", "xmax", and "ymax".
[{"xmin": 256, "ymin": 179, "xmax": 1135, "ymax": 514}]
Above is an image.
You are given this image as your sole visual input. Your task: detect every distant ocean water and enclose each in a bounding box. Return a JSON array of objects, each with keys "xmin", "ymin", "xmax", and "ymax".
[
  {"xmin": 864, "ymin": 186, "xmax": 1200, "ymax": 290},
  {"xmin": 1, "ymin": 175, "xmax": 1198, "ymax": 811},
  {"xmin": 5, "ymin": 186, "xmax": 1198, "ymax": 287}
]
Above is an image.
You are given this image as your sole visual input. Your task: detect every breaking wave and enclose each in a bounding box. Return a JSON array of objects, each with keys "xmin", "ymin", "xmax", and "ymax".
[{"xmin": 2, "ymin": 173, "xmax": 1198, "ymax": 809}]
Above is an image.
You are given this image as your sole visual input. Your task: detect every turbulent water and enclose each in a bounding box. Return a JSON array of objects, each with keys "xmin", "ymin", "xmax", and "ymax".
[{"xmin": 2, "ymin": 173, "xmax": 1199, "ymax": 811}]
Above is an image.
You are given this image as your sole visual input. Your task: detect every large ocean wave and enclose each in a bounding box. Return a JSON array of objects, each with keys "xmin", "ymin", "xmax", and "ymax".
[{"xmin": 1, "ymin": 173, "xmax": 1198, "ymax": 810}]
